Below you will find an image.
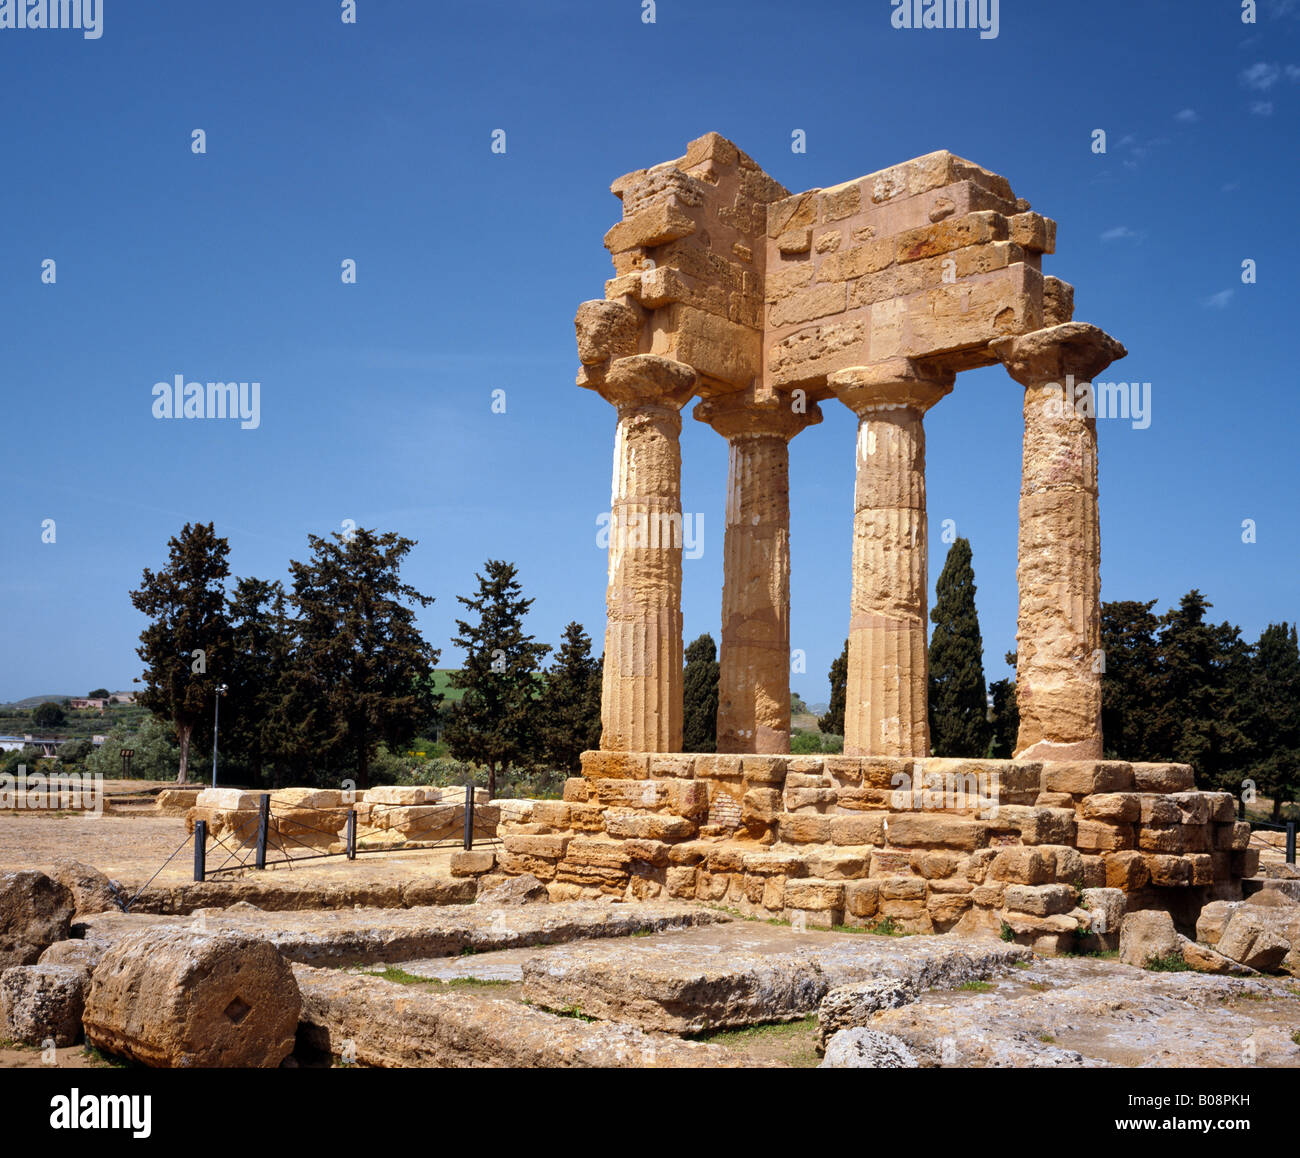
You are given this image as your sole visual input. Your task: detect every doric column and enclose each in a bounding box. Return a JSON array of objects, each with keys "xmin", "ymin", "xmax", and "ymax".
[
  {"xmin": 695, "ymin": 387, "xmax": 823, "ymax": 754},
  {"xmin": 991, "ymin": 322, "xmax": 1127, "ymax": 761},
  {"xmin": 829, "ymin": 359, "xmax": 954, "ymax": 757},
  {"xmin": 595, "ymin": 354, "xmax": 697, "ymax": 752}
]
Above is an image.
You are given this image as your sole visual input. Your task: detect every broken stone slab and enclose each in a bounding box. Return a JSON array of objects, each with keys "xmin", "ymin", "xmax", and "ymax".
[
  {"xmin": 871, "ymin": 956, "xmax": 1300, "ymax": 1067},
  {"xmin": 294, "ymin": 965, "xmax": 750, "ymax": 1068},
  {"xmin": 112, "ymin": 874, "xmax": 476, "ymax": 916},
  {"xmin": 817, "ymin": 977, "xmax": 918, "ymax": 1049},
  {"xmin": 476, "ymin": 873, "xmax": 549, "ymax": 906},
  {"xmin": 1215, "ymin": 901, "xmax": 1300, "ymax": 974},
  {"xmin": 819, "ymin": 1027, "xmax": 919, "ymax": 1068},
  {"xmin": 0, "ymin": 870, "xmax": 74, "ymax": 969},
  {"xmin": 0, "ymin": 963, "xmax": 88, "ymax": 1046},
  {"xmin": 519, "ymin": 922, "xmax": 1030, "ymax": 1034},
  {"xmin": 83, "ymin": 928, "xmax": 301, "ymax": 1068},
  {"xmin": 79, "ymin": 901, "xmax": 727, "ymax": 969}
]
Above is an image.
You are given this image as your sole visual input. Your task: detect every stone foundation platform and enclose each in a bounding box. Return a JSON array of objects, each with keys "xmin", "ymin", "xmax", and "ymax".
[{"xmin": 487, "ymin": 752, "xmax": 1255, "ymax": 953}]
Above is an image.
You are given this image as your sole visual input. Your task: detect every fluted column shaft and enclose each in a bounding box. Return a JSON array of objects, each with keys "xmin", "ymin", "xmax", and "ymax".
[
  {"xmin": 830, "ymin": 363, "xmax": 952, "ymax": 757},
  {"xmin": 594, "ymin": 354, "xmax": 697, "ymax": 752},
  {"xmin": 992, "ymin": 323, "xmax": 1127, "ymax": 761},
  {"xmin": 697, "ymin": 391, "xmax": 822, "ymax": 754}
]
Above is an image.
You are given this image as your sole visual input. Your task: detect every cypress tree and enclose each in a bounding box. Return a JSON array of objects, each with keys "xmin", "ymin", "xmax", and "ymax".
[
  {"xmin": 682, "ymin": 634, "xmax": 719, "ymax": 753},
  {"xmin": 818, "ymin": 640, "xmax": 848, "ymax": 738},
  {"xmin": 928, "ymin": 538, "xmax": 991, "ymax": 756}
]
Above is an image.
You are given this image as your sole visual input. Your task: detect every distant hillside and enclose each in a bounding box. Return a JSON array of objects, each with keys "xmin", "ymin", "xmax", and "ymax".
[{"xmin": 2, "ymin": 692, "xmax": 134, "ymax": 709}]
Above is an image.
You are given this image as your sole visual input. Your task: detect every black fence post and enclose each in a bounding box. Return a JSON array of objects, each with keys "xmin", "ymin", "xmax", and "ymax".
[
  {"xmin": 463, "ymin": 782, "xmax": 474, "ymax": 851},
  {"xmin": 346, "ymin": 809, "xmax": 357, "ymax": 860},
  {"xmin": 255, "ymin": 794, "xmax": 270, "ymax": 870},
  {"xmin": 1287, "ymin": 820, "xmax": 1296, "ymax": 866},
  {"xmin": 1238, "ymin": 796, "xmax": 1246, "ymax": 821},
  {"xmin": 193, "ymin": 820, "xmax": 207, "ymax": 882}
]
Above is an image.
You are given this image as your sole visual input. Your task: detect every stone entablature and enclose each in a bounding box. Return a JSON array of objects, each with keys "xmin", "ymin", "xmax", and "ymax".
[
  {"xmin": 494, "ymin": 753, "xmax": 1255, "ymax": 953},
  {"xmin": 575, "ymin": 132, "xmax": 1126, "ymax": 763}
]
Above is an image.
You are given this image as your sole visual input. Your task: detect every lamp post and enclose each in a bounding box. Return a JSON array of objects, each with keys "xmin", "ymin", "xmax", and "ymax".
[{"xmin": 211, "ymin": 684, "xmax": 228, "ymax": 789}]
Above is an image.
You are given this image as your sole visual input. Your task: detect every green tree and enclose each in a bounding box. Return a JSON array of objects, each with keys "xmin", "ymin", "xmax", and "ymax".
[
  {"xmin": 791, "ymin": 692, "xmax": 809, "ymax": 715},
  {"xmin": 88, "ymin": 688, "xmax": 110, "ymax": 700},
  {"xmin": 818, "ymin": 640, "xmax": 848, "ymax": 737},
  {"xmin": 32, "ymin": 702, "xmax": 66, "ymax": 729},
  {"xmin": 443, "ymin": 561, "xmax": 550, "ymax": 798},
  {"xmin": 988, "ymin": 654, "xmax": 1018, "ymax": 758},
  {"xmin": 1100, "ymin": 599, "xmax": 1162, "ymax": 759},
  {"xmin": 130, "ymin": 522, "xmax": 232, "ymax": 783},
  {"xmin": 928, "ymin": 538, "xmax": 990, "ymax": 757},
  {"xmin": 682, "ymin": 633, "xmax": 719, "ymax": 753},
  {"xmin": 539, "ymin": 621, "xmax": 601, "ymax": 775},
  {"xmin": 223, "ymin": 577, "xmax": 298, "ymax": 788},
  {"xmin": 57, "ymin": 738, "xmax": 94, "ymax": 767},
  {"xmin": 86, "ymin": 715, "xmax": 183, "ymax": 781},
  {"xmin": 1149, "ymin": 590, "xmax": 1251, "ymax": 789},
  {"xmin": 288, "ymin": 528, "xmax": 439, "ymax": 789},
  {"xmin": 1243, "ymin": 623, "xmax": 1300, "ymax": 820}
]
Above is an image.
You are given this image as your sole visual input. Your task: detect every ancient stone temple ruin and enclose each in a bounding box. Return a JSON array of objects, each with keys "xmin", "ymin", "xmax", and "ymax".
[{"xmin": 494, "ymin": 133, "xmax": 1255, "ymax": 949}]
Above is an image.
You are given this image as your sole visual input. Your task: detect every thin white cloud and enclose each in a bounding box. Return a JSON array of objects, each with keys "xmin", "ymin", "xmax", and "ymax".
[
  {"xmin": 1251, "ymin": 100, "xmax": 1275, "ymax": 115},
  {"xmin": 1203, "ymin": 289, "xmax": 1235, "ymax": 309},
  {"xmin": 1100, "ymin": 226, "xmax": 1137, "ymax": 241},
  {"xmin": 1241, "ymin": 61, "xmax": 1282, "ymax": 89},
  {"xmin": 1174, "ymin": 108, "xmax": 1199, "ymax": 123}
]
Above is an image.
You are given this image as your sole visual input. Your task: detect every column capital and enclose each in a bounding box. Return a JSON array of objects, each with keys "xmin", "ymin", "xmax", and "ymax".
[
  {"xmin": 693, "ymin": 384, "xmax": 822, "ymax": 441},
  {"xmin": 591, "ymin": 354, "xmax": 697, "ymax": 413},
  {"xmin": 990, "ymin": 322, "xmax": 1127, "ymax": 388},
  {"xmin": 828, "ymin": 358, "xmax": 955, "ymax": 416}
]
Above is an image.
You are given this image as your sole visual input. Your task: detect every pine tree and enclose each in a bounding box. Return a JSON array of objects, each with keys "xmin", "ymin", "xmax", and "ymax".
[
  {"xmin": 928, "ymin": 538, "xmax": 991, "ymax": 756},
  {"xmin": 288, "ymin": 528, "xmax": 438, "ymax": 788},
  {"xmin": 818, "ymin": 640, "xmax": 848, "ymax": 737},
  {"xmin": 988, "ymin": 668, "xmax": 1018, "ymax": 758},
  {"xmin": 682, "ymin": 634, "xmax": 719, "ymax": 753},
  {"xmin": 130, "ymin": 522, "xmax": 233, "ymax": 783},
  {"xmin": 1243, "ymin": 623, "xmax": 1300, "ymax": 819},
  {"xmin": 443, "ymin": 560, "xmax": 551, "ymax": 798},
  {"xmin": 223, "ymin": 577, "xmax": 297, "ymax": 788},
  {"xmin": 539, "ymin": 621, "xmax": 601, "ymax": 775},
  {"xmin": 1100, "ymin": 599, "xmax": 1162, "ymax": 759},
  {"xmin": 1150, "ymin": 590, "xmax": 1251, "ymax": 789}
]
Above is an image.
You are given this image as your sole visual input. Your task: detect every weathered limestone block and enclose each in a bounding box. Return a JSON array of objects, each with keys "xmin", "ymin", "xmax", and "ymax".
[
  {"xmin": 1082, "ymin": 793, "xmax": 1141, "ymax": 823},
  {"xmin": 988, "ymin": 847, "xmax": 1050, "ymax": 885},
  {"xmin": 1003, "ymin": 884, "xmax": 1076, "ymax": 917},
  {"xmin": 0, "ymin": 871, "xmax": 74, "ymax": 970},
  {"xmin": 83, "ymin": 929, "xmax": 301, "ymax": 1068},
  {"xmin": 1119, "ymin": 909, "xmax": 1181, "ymax": 967},
  {"xmin": 1131, "ymin": 763, "xmax": 1196, "ymax": 794},
  {"xmin": 48, "ymin": 859, "xmax": 122, "ymax": 917},
  {"xmin": 0, "ymin": 963, "xmax": 88, "ymax": 1046},
  {"xmin": 1080, "ymin": 887, "xmax": 1125, "ymax": 937},
  {"xmin": 886, "ymin": 813, "xmax": 987, "ymax": 851},
  {"xmin": 450, "ymin": 850, "xmax": 496, "ymax": 878},
  {"xmin": 816, "ymin": 977, "xmax": 918, "ymax": 1048}
]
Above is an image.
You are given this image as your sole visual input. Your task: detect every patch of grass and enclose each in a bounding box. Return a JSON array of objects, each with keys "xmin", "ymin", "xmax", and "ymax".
[
  {"xmin": 81, "ymin": 1045, "xmax": 130, "ymax": 1068},
  {"xmin": 863, "ymin": 916, "xmax": 904, "ymax": 937},
  {"xmin": 555, "ymin": 1005, "xmax": 596, "ymax": 1022},
  {"xmin": 1038, "ymin": 1032, "xmax": 1056, "ymax": 1043},
  {"xmin": 958, "ymin": 980, "xmax": 993, "ymax": 993},
  {"xmin": 1028, "ymin": 981, "xmax": 1051, "ymax": 992},
  {"xmin": 999, "ymin": 921, "xmax": 1016, "ymax": 943},
  {"xmin": 1061, "ymin": 947, "xmax": 1118, "ymax": 960},
  {"xmin": 1292, "ymin": 1030, "xmax": 1300, "ymax": 1047},
  {"xmin": 0, "ymin": 1038, "xmax": 30, "ymax": 1050},
  {"xmin": 694, "ymin": 1015, "xmax": 816, "ymax": 1044},
  {"xmin": 1144, "ymin": 952, "xmax": 1192, "ymax": 973},
  {"xmin": 631, "ymin": 930, "xmax": 655, "ymax": 938},
  {"xmin": 360, "ymin": 966, "xmax": 509, "ymax": 989},
  {"xmin": 1012, "ymin": 959, "xmax": 1032, "ymax": 969}
]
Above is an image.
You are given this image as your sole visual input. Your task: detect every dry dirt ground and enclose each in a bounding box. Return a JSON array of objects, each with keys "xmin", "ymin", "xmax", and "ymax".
[{"xmin": 0, "ymin": 807, "xmax": 474, "ymax": 889}]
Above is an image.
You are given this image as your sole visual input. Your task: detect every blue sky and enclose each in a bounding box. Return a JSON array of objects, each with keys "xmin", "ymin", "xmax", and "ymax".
[{"xmin": 1, "ymin": 0, "xmax": 1296, "ymax": 705}]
